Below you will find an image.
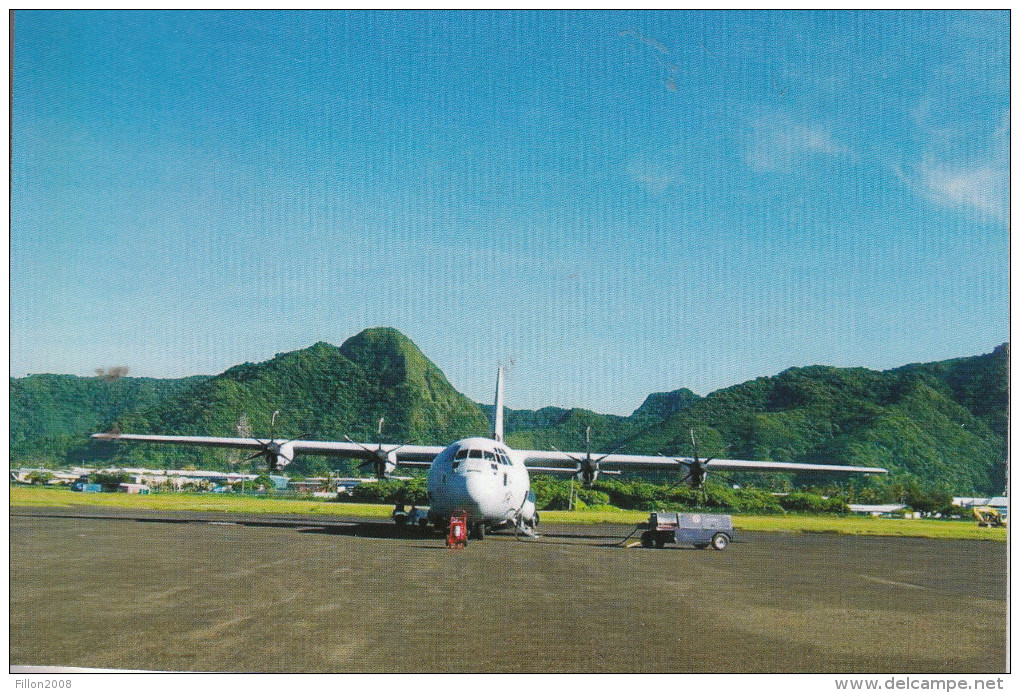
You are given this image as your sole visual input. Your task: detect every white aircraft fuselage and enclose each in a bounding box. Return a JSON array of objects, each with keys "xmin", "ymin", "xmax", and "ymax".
[{"xmin": 424, "ymin": 437, "xmax": 537, "ymax": 529}]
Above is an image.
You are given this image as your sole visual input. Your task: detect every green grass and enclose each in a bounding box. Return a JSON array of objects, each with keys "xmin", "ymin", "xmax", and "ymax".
[
  {"xmin": 539, "ymin": 507, "xmax": 1004, "ymax": 540},
  {"xmin": 9, "ymin": 485, "xmax": 394, "ymax": 518},
  {"xmin": 730, "ymin": 513, "xmax": 1005, "ymax": 541},
  {"xmin": 10, "ymin": 486, "xmax": 1005, "ymax": 541}
]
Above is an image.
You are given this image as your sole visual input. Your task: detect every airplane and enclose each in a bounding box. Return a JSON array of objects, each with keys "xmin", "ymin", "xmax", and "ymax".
[{"xmin": 92, "ymin": 368, "xmax": 888, "ymax": 540}]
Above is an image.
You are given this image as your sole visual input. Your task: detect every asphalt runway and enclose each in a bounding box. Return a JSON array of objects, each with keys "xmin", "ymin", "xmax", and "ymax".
[{"xmin": 10, "ymin": 506, "xmax": 1007, "ymax": 673}]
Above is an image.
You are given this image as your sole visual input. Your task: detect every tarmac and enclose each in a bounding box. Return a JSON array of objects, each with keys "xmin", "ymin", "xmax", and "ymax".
[{"xmin": 9, "ymin": 506, "xmax": 1008, "ymax": 673}]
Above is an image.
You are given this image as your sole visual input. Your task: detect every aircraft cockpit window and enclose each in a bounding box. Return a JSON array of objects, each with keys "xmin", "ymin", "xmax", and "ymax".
[
  {"xmin": 483, "ymin": 451, "xmax": 496, "ymax": 462},
  {"xmin": 454, "ymin": 448, "xmax": 469, "ymax": 460},
  {"xmin": 469, "ymin": 448, "xmax": 485, "ymax": 459}
]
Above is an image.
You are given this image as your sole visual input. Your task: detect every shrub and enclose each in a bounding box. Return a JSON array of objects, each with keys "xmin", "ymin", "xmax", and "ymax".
[
  {"xmin": 346, "ymin": 477, "xmax": 429, "ymax": 505},
  {"xmin": 728, "ymin": 487, "xmax": 784, "ymax": 513},
  {"xmin": 251, "ymin": 474, "xmax": 275, "ymax": 494},
  {"xmin": 90, "ymin": 471, "xmax": 129, "ymax": 491},
  {"xmin": 778, "ymin": 492, "xmax": 848, "ymax": 514},
  {"xmin": 26, "ymin": 471, "xmax": 53, "ymax": 485}
]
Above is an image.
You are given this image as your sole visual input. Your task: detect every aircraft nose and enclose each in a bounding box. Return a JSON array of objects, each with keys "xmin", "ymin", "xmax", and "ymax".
[{"xmin": 448, "ymin": 467, "xmax": 493, "ymax": 517}]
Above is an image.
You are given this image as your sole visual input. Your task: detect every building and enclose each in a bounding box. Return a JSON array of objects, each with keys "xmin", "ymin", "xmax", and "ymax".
[
  {"xmin": 117, "ymin": 483, "xmax": 151, "ymax": 494},
  {"xmin": 847, "ymin": 503, "xmax": 908, "ymax": 517}
]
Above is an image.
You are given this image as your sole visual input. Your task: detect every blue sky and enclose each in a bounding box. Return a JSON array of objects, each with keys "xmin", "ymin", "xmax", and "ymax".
[{"xmin": 12, "ymin": 10, "xmax": 1010, "ymax": 415}]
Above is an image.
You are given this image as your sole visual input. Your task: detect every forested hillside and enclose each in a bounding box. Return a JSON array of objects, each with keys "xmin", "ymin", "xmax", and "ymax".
[
  {"xmin": 620, "ymin": 362, "xmax": 1005, "ymax": 493},
  {"xmin": 10, "ymin": 374, "xmax": 207, "ymax": 465},
  {"xmin": 94, "ymin": 329, "xmax": 490, "ymax": 474},
  {"xmin": 9, "ymin": 331, "xmax": 1007, "ymax": 493},
  {"xmin": 485, "ymin": 347, "xmax": 1008, "ymax": 494}
]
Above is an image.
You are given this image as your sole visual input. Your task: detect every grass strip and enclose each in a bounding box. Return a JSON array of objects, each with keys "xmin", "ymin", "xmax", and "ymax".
[{"xmin": 10, "ymin": 486, "xmax": 1005, "ymax": 541}]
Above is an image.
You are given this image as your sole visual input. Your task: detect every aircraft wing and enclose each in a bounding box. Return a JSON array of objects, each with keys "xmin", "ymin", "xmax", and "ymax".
[
  {"xmin": 519, "ymin": 449, "xmax": 887, "ymax": 476},
  {"xmin": 90, "ymin": 433, "xmax": 445, "ymax": 467}
]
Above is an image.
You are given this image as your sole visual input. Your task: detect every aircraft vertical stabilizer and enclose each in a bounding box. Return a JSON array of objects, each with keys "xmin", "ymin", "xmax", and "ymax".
[{"xmin": 493, "ymin": 367, "xmax": 505, "ymax": 442}]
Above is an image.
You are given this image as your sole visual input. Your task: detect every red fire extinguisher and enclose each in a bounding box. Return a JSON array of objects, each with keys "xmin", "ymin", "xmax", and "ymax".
[{"xmin": 447, "ymin": 511, "xmax": 468, "ymax": 549}]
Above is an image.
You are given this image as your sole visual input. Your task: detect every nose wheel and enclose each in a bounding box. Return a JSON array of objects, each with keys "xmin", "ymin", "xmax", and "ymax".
[{"xmin": 470, "ymin": 523, "xmax": 486, "ymax": 540}]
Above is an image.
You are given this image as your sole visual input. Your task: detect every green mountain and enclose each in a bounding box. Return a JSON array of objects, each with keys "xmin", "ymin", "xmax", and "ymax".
[
  {"xmin": 101, "ymin": 329, "xmax": 490, "ymax": 472},
  {"xmin": 10, "ymin": 373, "xmax": 207, "ymax": 465},
  {"xmin": 612, "ymin": 351, "xmax": 1007, "ymax": 494},
  {"xmin": 630, "ymin": 388, "xmax": 702, "ymax": 423},
  {"xmin": 890, "ymin": 343, "xmax": 1008, "ymax": 440},
  {"xmin": 9, "ymin": 331, "xmax": 1007, "ymax": 493},
  {"xmin": 479, "ymin": 389, "xmax": 700, "ymax": 451},
  {"xmin": 476, "ymin": 347, "xmax": 1007, "ymax": 494}
]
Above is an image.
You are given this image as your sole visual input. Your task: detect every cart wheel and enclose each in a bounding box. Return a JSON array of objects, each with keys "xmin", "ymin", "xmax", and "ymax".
[
  {"xmin": 711, "ymin": 533, "xmax": 730, "ymax": 550},
  {"xmin": 654, "ymin": 534, "xmax": 666, "ymax": 549},
  {"xmin": 641, "ymin": 531, "xmax": 653, "ymax": 548}
]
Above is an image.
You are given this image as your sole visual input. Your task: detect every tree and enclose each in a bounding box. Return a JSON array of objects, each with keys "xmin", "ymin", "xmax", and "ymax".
[
  {"xmin": 26, "ymin": 471, "xmax": 53, "ymax": 485},
  {"xmin": 252, "ymin": 474, "xmax": 275, "ymax": 494},
  {"xmin": 90, "ymin": 471, "xmax": 129, "ymax": 491}
]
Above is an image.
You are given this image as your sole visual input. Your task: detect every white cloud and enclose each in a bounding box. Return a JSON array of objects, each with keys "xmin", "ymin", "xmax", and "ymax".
[
  {"xmin": 896, "ymin": 109, "xmax": 1009, "ymax": 222},
  {"xmin": 626, "ymin": 156, "xmax": 676, "ymax": 195},
  {"xmin": 747, "ymin": 115, "xmax": 848, "ymax": 173},
  {"xmin": 908, "ymin": 161, "xmax": 1007, "ymax": 222}
]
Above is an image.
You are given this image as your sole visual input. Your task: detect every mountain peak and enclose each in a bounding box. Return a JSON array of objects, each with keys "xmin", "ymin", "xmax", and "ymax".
[
  {"xmin": 339, "ymin": 328, "xmax": 429, "ymax": 388},
  {"xmin": 342, "ymin": 327, "xmax": 414, "ymax": 349},
  {"xmin": 631, "ymin": 388, "xmax": 701, "ymax": 421}
]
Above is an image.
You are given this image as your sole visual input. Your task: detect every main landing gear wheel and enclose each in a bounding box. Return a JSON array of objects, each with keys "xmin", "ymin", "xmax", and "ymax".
[{"xmin": 711, "ymin": 532, "xmax": 730, "ymax": 550}]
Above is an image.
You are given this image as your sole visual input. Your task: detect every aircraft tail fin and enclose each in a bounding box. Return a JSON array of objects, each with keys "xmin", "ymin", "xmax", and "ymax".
[{"xmin": 493, "ymin": 367, "xmax": 505, "ymax": 442}]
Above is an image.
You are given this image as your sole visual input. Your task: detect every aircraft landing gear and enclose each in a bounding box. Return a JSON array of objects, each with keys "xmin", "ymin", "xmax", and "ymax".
[{"xmin": 470, "ymin": 522, "xmax": 486, "ymax": 540}]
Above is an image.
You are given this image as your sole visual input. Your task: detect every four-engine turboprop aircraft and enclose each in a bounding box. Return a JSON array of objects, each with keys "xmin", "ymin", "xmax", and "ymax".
[{"xmin": 92, "ymin": 369, "xmax": 887, "ymax": 539}]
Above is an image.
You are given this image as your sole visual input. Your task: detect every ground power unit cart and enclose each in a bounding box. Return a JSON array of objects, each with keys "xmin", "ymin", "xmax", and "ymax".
[{"xmin": 640, "ymin": 512, "xmax": 735, "ymax": 550}]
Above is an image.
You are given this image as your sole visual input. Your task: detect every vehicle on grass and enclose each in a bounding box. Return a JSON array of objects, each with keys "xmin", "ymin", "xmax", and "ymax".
[
  {"xmin": 640, "ymin": 511, "xmax": 734, "ymax": 550},
  {"xmin": 973, "ymin": 506, "xmax": 1007, "ymax": 528},
  {"xmin": 93, "ymin": 369, "xmax": 886, "ymax": 541}
]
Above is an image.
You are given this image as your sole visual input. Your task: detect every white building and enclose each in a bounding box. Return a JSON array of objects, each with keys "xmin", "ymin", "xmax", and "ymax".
[{"xmin": 847, "ymin": 503, "xmax": 908, "ymax": 517}]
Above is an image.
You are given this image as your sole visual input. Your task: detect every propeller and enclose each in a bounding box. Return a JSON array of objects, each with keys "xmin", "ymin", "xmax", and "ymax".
[
  {"xmin": 344, "ymin": 417, "xmax": 415, "ymax": 480},
  {"xmin": 553, "ymin": 426, "xmax": 626, "ymax": 487},
  {"xmin": 660, "ymin": 429, "xmax": 716, "ymax": 489},
  {"xmin": 241, "ymin": 410, "xmax": 307, "ymax": 472},
  {"xmin": 657, "ymin": 429, "xmax": 744, "ymax": 505}
]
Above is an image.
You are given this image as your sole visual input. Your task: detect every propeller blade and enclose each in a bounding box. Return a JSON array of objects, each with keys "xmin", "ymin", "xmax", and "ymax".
[
  {"xmin": 667, "ymin": 469, "xmax": 695, "ymax": 491},
  {"xmin": 385, "ymin": 440, "xmax": 417, "ymax": 456},
  {"xmin": 658, "ymin": 452, "xmax": 692, "ymax": 468},
  {"xmin": 242, "ymin": 450, "xmax": 265, "ymax": 464},
  {"xmin": 550, "ymin": 445, "xmax": 584, "ymax": 469},
  {"xmin": 269, "ymin": 410, "xmax": 281, "ymax": 441},
  {"xmin": 281, "ymin": 433, "xmax": 309, "ymax": 447},
  {"xmin": 594, "ymin": 441, "xmax": 629, "ymax": 464},
  {"xmin": 344, "ymin": 435, "xmax": 376, "ymax": 455}
]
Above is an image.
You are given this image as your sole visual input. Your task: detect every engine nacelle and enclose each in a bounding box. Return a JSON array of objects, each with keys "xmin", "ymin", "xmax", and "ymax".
[
  {"xmin": 265, "ymin": 442, "xmax": 296, "ymax": 471},
  {"xmin": 278, "ymin": 442, "xmax": 296, "ymax": 469}
]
